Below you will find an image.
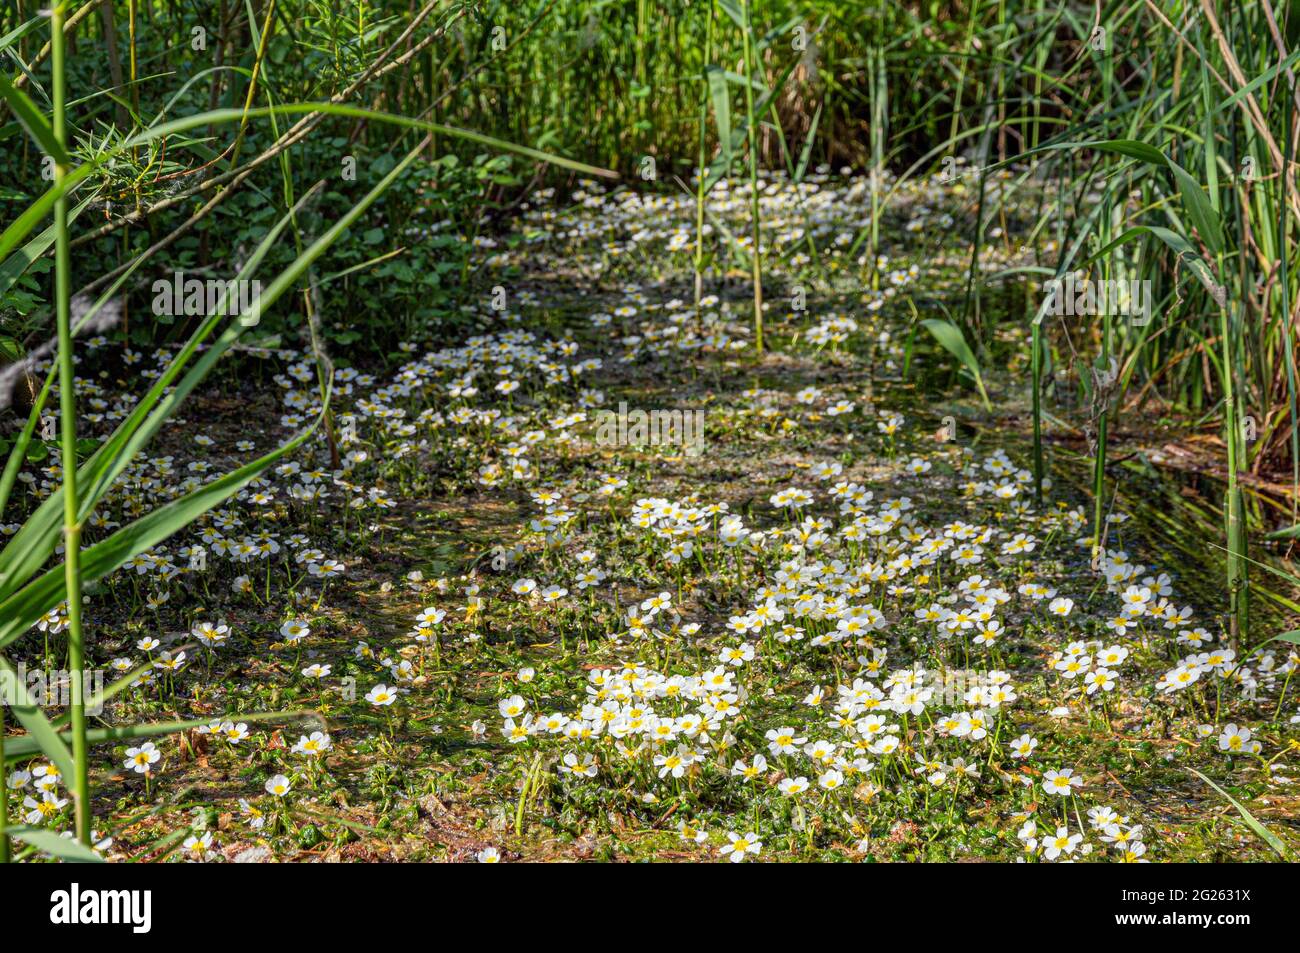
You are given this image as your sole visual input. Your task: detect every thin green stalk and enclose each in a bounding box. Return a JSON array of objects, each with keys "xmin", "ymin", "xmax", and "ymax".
[
  {"xmin": 1202, "ymin": 49, "xmax": 1250, "ymax": 647},
  {"xmin": 740, "ymin": 0, "xmax": 762, "ymax": 352},
  {"xmin": 948, "ymin": 0, "xmax": 979, "ymax": 148},
  {"xmin": 1091, "ymin": 194, "xmax": 1112, "ymax": 561},
  {"xmin": 868, "ymin": 46, "xmax": 883, "ymax": 286},
  {"xmin": 1220, "ymin": 294, "xmax": 1247, "ymax": 647},
  {"xmin": 227, "ymin": 0, "xmax": 278, "ymax": 172},
  {"xmin": 0, "ymin": 704, "xmax": 10, "ymax": 863},
  {"xmin": 1091, "ymin": 49, "xmax": 1116, "ymax": 561},
  {"xmin": 0, "ymin": 367, "xmax": 55, "ymax": 522},
  {"xmin": 692, "ymin": 1, "xmax": 715, "ymax": 312},
  {"xmin": 50, "ymin": 0, "xmax": 91, "ymax": 847},
  {"xmin": 1280, "ymin": 88, "xmax": 1298, "ymax": 521},
  {"xmin": 1031, "ymin": 314, "xmax": 1043, "ymax": 505},
  {"xmin": 515, "ymin": 750, "xmax": 543, "ymax": 837},
  {"xmin": 1029, "ymin": 0, "xmax": 1045, "ymax": 165}
]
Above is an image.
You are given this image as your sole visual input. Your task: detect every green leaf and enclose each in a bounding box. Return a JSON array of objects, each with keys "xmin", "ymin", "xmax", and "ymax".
[
  {"xmin": 2, "ymin": 710, "xmax": 323, "ymax": 762},
  {"xmin": 716, "ymin": 0, "xmax": 746, "ymax": 28},
  {"xmin": 706, "ymin": 65, "xmax": 732, "ymax": 167},
  {"xmin": 0, "ymin": 15, "xmax": 44, "ymax": 55},
  {"xmin": 0, "ymin": 161, "xmax": 95, "ymax": 267},
  {"xmin": 0, "ymin": 398, "xmax": 327, "ymax": 652},
  {"xmin": 794, "ymin": 103, "xmax": 822, "ymax": 183},
  {"xmin": 0, "ymin": 193, "xmax": 94, "ymax": 298},
  {"xmin": 1166, "ymin": 162, "xmax": 1225, "ymax": 256},
  {"xmin": 0, "ymin": 101, "xmax": 618, "ymax": 279},
  {"xmin": 7, "ymin": 825, "xmax": 105, "ymax": 863},
  {"xmin": 919, "ymin": 318, "xmax": 991, "ymax": 410},
  {"xmin": 1188, "ymin": 768, "xmax": 1291, "ymax": 860},
  {"xmin": 1226, "ymin": 628, "xmax": 1300, "ymax": 677},
  {"xmin": 1041, "ymin": 139, "xmax": 1224, "ymax": 255},
  {"xmin": 1079, "ymin": 224, "xmax": 1221, "ymax": 303},
  {"xmin": 0, "ymin": 656, "xmax": 76, "ymax": 779},
  {"xmin": 0, "ymin": 71, "xmax": 69, "ymax": 165}
]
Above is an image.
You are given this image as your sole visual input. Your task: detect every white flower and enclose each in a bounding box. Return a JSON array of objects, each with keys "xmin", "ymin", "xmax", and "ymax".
[
  {"xmin": 1217, "ymin": 723, "xmax": 1252, "ymax": 753},
  {"xmin": 123, "ymin": 742, "xmax": 161, "ymax": 774},
  {"xmin": 279, "ymin": 619, "xmax": 311, "ymax": 642},
  {"xmin": 1043, "ymin": 768, "xmax": 1083, "ymax": 796},
  {"xmin": 720, "ymin": 831, "xmax": 762, "ymax": 862},
  {"xmin": 291, "ymin": 731, "xmax": 332, "ymax": 757},
  {"xmin": 1007, "ymin": 734, "xmax": 1038, "ymax": 759},
  {"xmin": 498, "ymin": 694, "xmax": 527, "ymax": 718},
  {"xmin": 182, "ymin": 831, "xmax": 214, "ymax": 861},
  {"xmin": 1084, "ymin": 668, "xmax": 1117, "ymax": 694},
  {"xmin": 1048, "ymin": 597, "xmax": 1074, "ymax": 617},
  {"xmin": 778, "ymin": 776, "xmax": 809, "ymax": 795},
  {"xmin": 1042, "ymin": 826, "xmax": 1082, "ymax": 861},
  {"xmin": 818, "ymin": 769, "xmax": 845, "ymax": 790}
]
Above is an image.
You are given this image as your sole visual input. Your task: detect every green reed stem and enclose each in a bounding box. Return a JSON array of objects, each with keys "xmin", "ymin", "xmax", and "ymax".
[
  {"xmin": 740, "ymin": 0, "xmax": 763, "ymax": 352},
  {"xmin": 693, "ymin": 0, "xmax": 714, "ymax": 312},
  {"xmin": 0, "ymin": 704, "xmax": 10, "ymax": 863},
  {"xmin": 50, "ymin": 0, "xmax": 92, "ymax": 846}
]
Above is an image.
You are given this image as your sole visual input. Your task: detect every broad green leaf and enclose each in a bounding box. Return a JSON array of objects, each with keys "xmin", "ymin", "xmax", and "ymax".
[
  {"xmin": 0, "ymin": 192, "xmax": 94, "ymax": 297},
  {"xmin": 7, "ymin": 825, "xmax": 105, "ymax": 863},
  {"xmin": 1081, "ymin": 224, "xmax": 1221, "ymax": 301},
  {"xmin": 1040, "ymin": 139, "xmax": 1224, "ymax": 255},
  {"xmin": 920, "ymin": 318, "xmax": 991, "ymax": 410},
  {"xmin": 1167, "ymin": 161, "xmax": 1225, "ymax": 255},
  {"xmin": 0, "ymin": 70, "xmax": 69, "ymax": 164},
  {"xmin": 0, "ymin": 656, "xmax": 75, "ymax": 779}
]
